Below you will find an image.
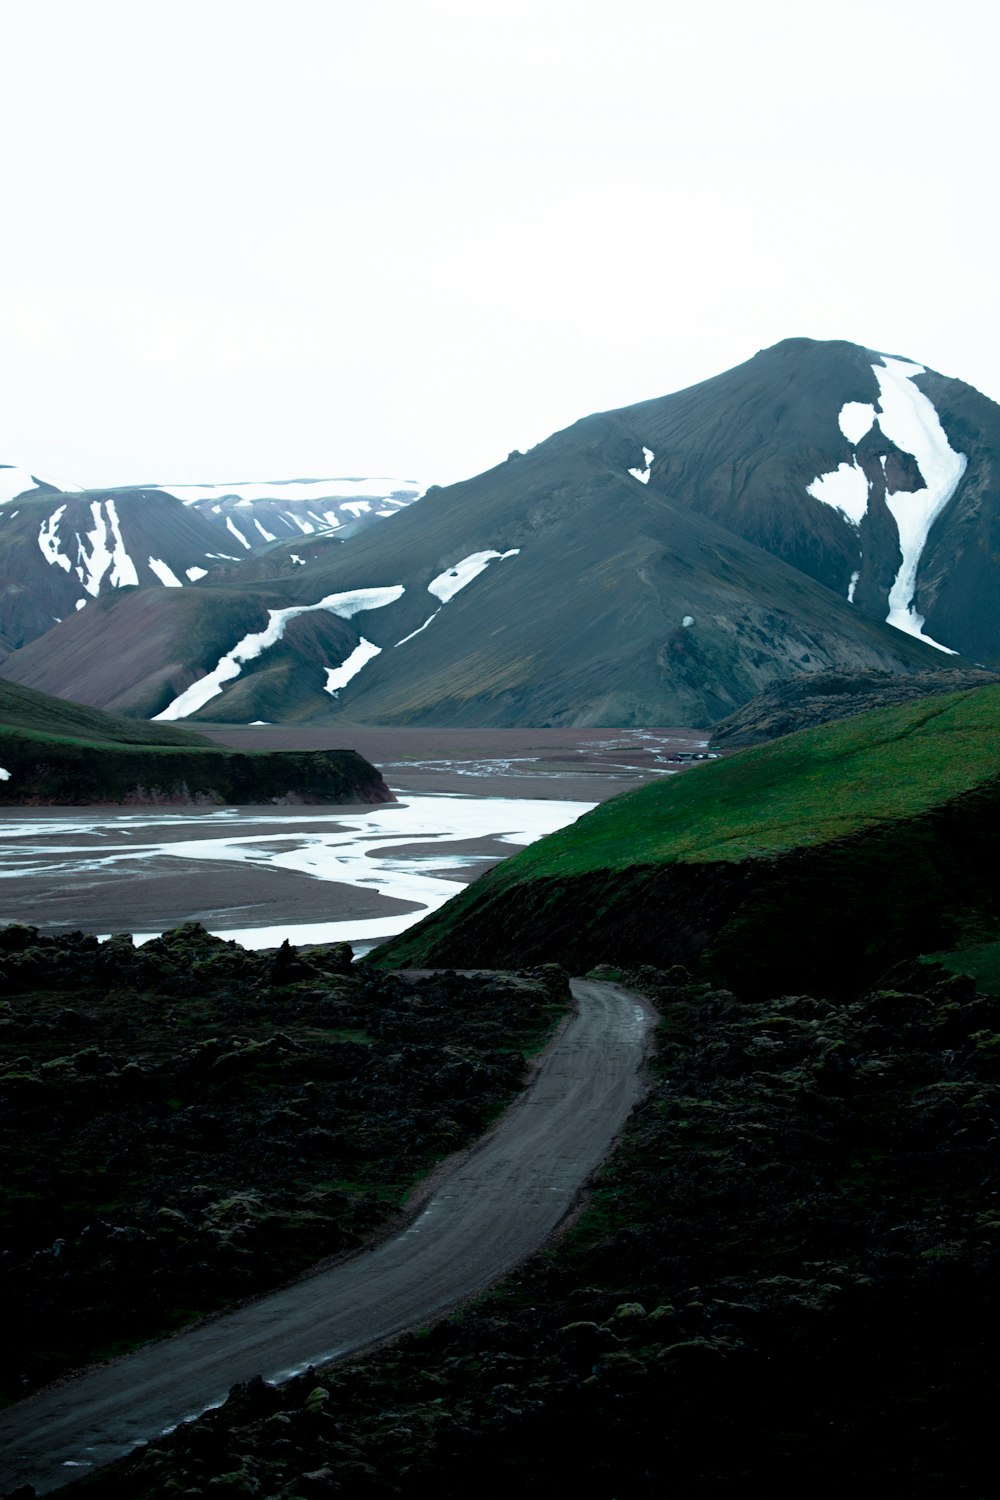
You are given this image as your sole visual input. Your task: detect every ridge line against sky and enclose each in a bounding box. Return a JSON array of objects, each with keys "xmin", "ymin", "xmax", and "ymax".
[{"xmin": 1, "ymin": 0, "xmax": 997, "ymax": 491}]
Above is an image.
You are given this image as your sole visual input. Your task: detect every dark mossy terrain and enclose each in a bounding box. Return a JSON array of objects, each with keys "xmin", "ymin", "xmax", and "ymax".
[
  {"xmin": 0, "ymin": 679, "xmax": 393, "ymax": 805},
  {"xmin": 374, "ymin": 686, "xmax": 1000, "ymax": 994},
  {"xmin": 0, "ymin": 924, "xmax": 568, "ymax": 1406},
  {"xmin": 0, "ymin": 733, "xmax": 393, "ymax": 806},
  {"xmin": 59, "ymin": 960, "xmax": 1000, "ymax": 1498}
]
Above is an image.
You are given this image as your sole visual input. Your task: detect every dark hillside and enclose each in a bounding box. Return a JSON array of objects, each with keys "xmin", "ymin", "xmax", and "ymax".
[
  {"xmin": 7, "ymin": 337, "xmax": 992, "ymax": 726},
  {"xmin": 0, "ymin": 679, "xmax": 393, "ymax": 805},
  {"xmin": 60, "ymin": 961, "xmax": 1000, "ymax": 1498}
]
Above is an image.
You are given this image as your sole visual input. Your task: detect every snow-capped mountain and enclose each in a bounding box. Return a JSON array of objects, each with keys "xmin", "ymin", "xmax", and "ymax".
[
  {"xmin": 0, "ymin": 464, "xmax": 78, "ymax": 504},
  {"xmin": 620, "ymin": 338, "xmax": 998, "ymax": 665},
  {"xmin": 0, "ymin": 472, "xmax": 421, "ymax": 656},
  {"xmin": 2, "ymin": 340, "xmax": 997, "ymax": 726},
  {"xmin": 159, "ymin": 476, "xmax": 421, "ymax": 550}
]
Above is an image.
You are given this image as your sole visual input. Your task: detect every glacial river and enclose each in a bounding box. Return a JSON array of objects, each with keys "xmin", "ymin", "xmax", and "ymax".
[
  {"xmin": 0, "ymin": 727, "xmax": 707, "ymax": 950},
  {"xmin": 0, "ymin": 794, "xmax": 592, "ymax": 950}
]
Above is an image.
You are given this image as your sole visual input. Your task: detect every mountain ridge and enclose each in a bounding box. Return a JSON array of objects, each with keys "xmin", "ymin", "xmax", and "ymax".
[{"xmin": 2, "ymin": 338, "xmax": 997, "ymax": 727}]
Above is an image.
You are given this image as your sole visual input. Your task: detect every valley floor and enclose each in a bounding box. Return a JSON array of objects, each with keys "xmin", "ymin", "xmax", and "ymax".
[{"xmin": 0, "ymin": 727, "xmax": 704, "ymax": 946}]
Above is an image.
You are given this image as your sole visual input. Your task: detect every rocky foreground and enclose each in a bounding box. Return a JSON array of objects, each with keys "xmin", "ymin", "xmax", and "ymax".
[
  {"xmin": 0, "ymin": 956, "xmax": 990, "ymax": 1497},
  {"xmin": 0, "ymin": 925, "xmax": 568, "ymax": 1409}
]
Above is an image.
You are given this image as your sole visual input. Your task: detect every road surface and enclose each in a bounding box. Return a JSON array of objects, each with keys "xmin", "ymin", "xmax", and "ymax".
[{"xmin": 0, "ymin": 978, "xmax": 654, "ymax": 1495}]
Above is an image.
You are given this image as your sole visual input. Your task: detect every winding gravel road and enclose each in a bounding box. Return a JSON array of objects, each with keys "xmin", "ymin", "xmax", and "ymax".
[{"xmin": 0, "ymin": 979, "xmax": 654, "ymax": 1495}]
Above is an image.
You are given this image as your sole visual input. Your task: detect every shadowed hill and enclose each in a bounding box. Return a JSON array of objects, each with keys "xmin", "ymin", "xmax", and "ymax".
[{"xmin": 0, "ymin": 679, "xmax": 392, "ymax": 806}]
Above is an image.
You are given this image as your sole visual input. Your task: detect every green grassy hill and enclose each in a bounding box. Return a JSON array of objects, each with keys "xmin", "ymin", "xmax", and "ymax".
[
  {"xmin": 0, "ymin": 678, "xmax": 212, "ymax": 746},
  {"xmin": 0, "ymin": 680, "xmax": 392, "ymax": 806},
  {"xmin": 373, "ymin": 685, "xmax": 1000, "ymax": 994}
]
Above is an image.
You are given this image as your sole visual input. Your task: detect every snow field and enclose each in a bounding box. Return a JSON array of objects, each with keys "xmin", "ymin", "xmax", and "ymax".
[
  {"xmin": 324, "ymin": 639, "xmax": 382, "ymax": 696},
  {"xmin": 807, "ymin": 360, "xmax": 967, "ymax": 652},
  {"xmin": 838, "ymin": 402, "xmax": 876, "ymax": 445},
  {"xmin": 873, "ymin": 358, "xmax": 966, "ymax": 651},
  {"xmin": 807, "ymin": 462, "xmax": 870, "ymax": 525},
  {"xmin": 153, "ymin": 586, "xmax": 406, "ymax": 721},
  {"xmin": 427, "ymin": 549, "xmax": 520, "ymax": 603},
  {"xmin": 148, "ymin": 558, "xmax": 183, "ymax": 587},
  {"xmin": 628, "ymin": 446, "xmax": 655, "ymax": 484}
]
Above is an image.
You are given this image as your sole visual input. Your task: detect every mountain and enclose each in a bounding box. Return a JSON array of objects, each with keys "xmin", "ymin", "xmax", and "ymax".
[
  {"xmin": 0, "ymin": 470, "xmax": 421, "ymax": 658},
  {"xmin": 2, "ymin": 338, "xmax": 997, "ymax": 726},
  {"xmin": 159, "ymin": 476, "xmax": 421, "ymax": 546},
  {"xmin": 0, "ymin": 678, "xmax": 392, "ymax": 805},
  {"xmin": 372, "ymin": 683, "xmax": 1000, "ymax": 995}
]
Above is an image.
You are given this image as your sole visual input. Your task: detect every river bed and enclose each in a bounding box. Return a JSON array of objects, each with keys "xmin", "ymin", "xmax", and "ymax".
[{"xmin": 0, "ymin": 726, "xmax": 707, "ymax": 949}]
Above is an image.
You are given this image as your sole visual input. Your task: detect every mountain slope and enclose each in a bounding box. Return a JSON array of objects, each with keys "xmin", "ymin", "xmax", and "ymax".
[
  {"xmin": 0, "ymin": 417, "xmax": 949, "ymax": 726},
  {"xmin": 0, "ymin": 472, "xmax": 421, "ymax": 658},
  {"xmin": 372, "ymin": 685, "xmax": 1000, "ymax": 993},
  {"xmin": 2, "ymin": 338, "xmax": 996, "ymax": 726},
  {"xmin": 616, "ymin": 337, "xmax": 1000, "ymax": 660}
]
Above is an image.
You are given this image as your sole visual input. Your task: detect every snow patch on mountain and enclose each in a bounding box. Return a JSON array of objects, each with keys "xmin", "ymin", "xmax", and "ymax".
[
  {"xmin": 325, "ymin": 638, "xmax": 381, "ymax": 696},
  {"xmin": 75, "ymin": 501, "xmax": 139, "ymax": 596},
  {"xmin": 847, "ymin": 569, "xmax": 860, "ymax": 603},
  {"xmin": 395, "ymin": 611, "xmax": 441, "ymax": 647},
  {"xmin": 225, "ymin": 516, "xmax": 252, "ymax": 550},
  {"xmin": 105, "ymin": 502, "xmax": 138, "ymax": 589},
  {"xmin": 148, "ymin": 558, "xmax": 183, "ymax": 587},
  {"xmin": 807, "ymin": 461, "xmax": 870, "ymax": 525},
  {"xmin": 185, "ymin": 566, "xmax": 208, "ymax": 582},
  {"xmin": 628, "ymin": 447, "xmax": 654, "ymax": 484},
  {"xmin": 873, "ymin": 357, "xmax": 966, "ymax": 653},
  {"xmin": 428, "ymin": 550, "xmax": 520, "ymax": 604},
  {"xmin": 38, "ymin": 506, "xmax": 72, "ymax": 572},
  {"xmin": 839, "ymin": 402, "xmax": 876, "ymax": 445},
  {"xmin": 0, "ymin": 767, "xmax": 10, "ymax": 781},
  {"xmin": 153, "ymin": 586, "xmax": 405, "ymax": 720}
]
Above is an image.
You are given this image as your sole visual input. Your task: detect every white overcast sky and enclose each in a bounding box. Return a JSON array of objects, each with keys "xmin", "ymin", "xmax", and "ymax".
[{"xmin": 1, "ymin": 0, "xmax": 997, "ymax": 490}]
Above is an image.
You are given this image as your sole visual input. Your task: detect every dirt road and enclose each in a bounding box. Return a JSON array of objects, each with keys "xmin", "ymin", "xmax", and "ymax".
[{"xmin": 0, "ymin": 979, "xmax": 654, "ymax": 1495}]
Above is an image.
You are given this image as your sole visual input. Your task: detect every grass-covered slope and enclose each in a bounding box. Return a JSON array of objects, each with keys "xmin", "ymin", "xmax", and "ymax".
[
  {"xmin": 0, "ymin": 678, "xmax": 212, "ymax": 746},
  {"xmin": 0, "ymin": 679, "xmax": 393, "ymax": 806},
  {"xmin": 374, "ymin": 685, "xmax": 1000, "ymax": 993}
]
